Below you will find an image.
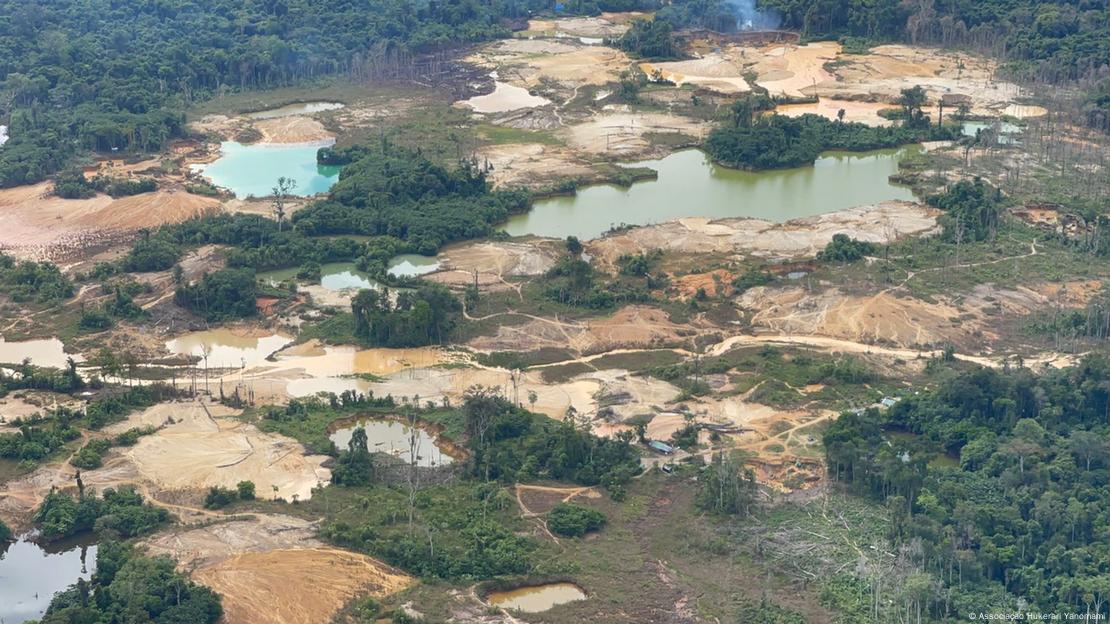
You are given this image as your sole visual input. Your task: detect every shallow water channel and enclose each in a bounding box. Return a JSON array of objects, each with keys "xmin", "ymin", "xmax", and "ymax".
[
  {"xmin": 192, "ymin": 141, "xmax": 341, "ymax": 198},
  {"xmin": 487, "ymin": 582, "xmax": 587, "ymax": 612},
  {"xmin": 503, "ymin": 147, "xmax": 917, "ymax": 240},
  {"xmin": 330, "ymin": 418, "xmax": 454, "ymax": 467},
  {"xmin": 0, "ymin": 536, "xmax": 97, "ymax": 623}
]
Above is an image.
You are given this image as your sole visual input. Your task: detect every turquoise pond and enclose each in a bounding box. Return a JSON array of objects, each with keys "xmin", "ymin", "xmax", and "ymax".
[{"xmin": 192, "ymin": 141, "xmax": 341, "ymax": 198}]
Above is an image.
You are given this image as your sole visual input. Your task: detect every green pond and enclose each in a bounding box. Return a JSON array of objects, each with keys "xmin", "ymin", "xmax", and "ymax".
[
  {"xmin": 192, "ymin": 141, "xmax": 341, "ymax": 198},
  {"xmin": 259, "ymin": 262, "xmax": 379, "ymax": 290},
  {"xmin": 503, "ymin": 147, "xmax": 917, "ymax": 240},
  {"xmin": 387, "ymin": 254, "xmax": 440, "ymax": 277}
]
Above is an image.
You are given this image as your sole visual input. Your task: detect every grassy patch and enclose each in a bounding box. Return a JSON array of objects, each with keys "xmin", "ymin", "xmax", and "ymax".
[
  {"xmin": 296, "ymin": 312, "xmax": 358, "ymax": 346},
  {"xmin": 475, "ymin": 124, "xmax": 562, "ymax": 146}
]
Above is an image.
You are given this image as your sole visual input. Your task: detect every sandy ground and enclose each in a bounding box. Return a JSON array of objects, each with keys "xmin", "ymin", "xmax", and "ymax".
[
  {"xmin": 816, "ymin": 44, "xmax": 1039, "ymax": 116},
  {"xmin": 0, "ymin": 183, "xmax": 221, "ymax": 261},
  {"xmin": 561, "ymin": 110, "xmax": 708, "ymax": 155},
  {"xmin": 467, "ymin": 39, "xmax": 632, "ymax": 90},
  {"xmin": 428, "ymin": 239, "xmax": 562, "ymax": 289},
  {"xmin": 253, "ymin": 116, "xmax": 335, "ymax": 143},
  {"xmin": 109, "ymin": 402, "xmax": 330, "ymax": 502},
  {"xmin": 640, "ymin": 54, "xmax": 751, "ymax": 94},
  {"xmin": 524, "ymin": 15, "xmax": 634, "ymax": 38},
  {"xmin": 587, "ymin": 200, "xmax": 939, "ymax": 267},
  {"xmin": 474, "ymin": 143, "xmax": 594, "ymax": 189},
  {"xmin": 732, "ymin": 278, "xmax": 1099, "ymax": 351},
  {"xmin": 0, "ymin": 392, "xmax": 82, "ymax": 423},
  {"xmin": 748, "ymin": 42, "xmax": 837, "ymax": 98},
  {"xmin": 469, "ymin": 305, "xmax": 700, "ymax": 354},
  {"xmin": 776, "ymin": 98, "xmax": 894, "ymax": 126},
  {"xmin": 1, "ymin": 400, "xmax": 331, "ymax": 528},
  {"xmin": 144, "ymin": 515, "xmax": 412, "ymax": 624},
  {"xmin": 738, "ymin": 285, "xmax": 965, "ymax": 348}
]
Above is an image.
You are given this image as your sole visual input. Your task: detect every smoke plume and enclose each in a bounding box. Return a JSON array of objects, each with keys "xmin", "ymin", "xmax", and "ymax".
[{"xmin": 730, "ymin": 0, "xmax": 781, "ymax": 30}]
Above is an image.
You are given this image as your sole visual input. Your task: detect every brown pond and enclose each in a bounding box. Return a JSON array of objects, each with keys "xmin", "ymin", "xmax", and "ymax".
[
  {"xmin": 329, "ymin": 418, "xmax": 455, "ymax": 467},
  {"xmin": 487, "ymin": 582, "xmax": 587, "ymax": 612}
]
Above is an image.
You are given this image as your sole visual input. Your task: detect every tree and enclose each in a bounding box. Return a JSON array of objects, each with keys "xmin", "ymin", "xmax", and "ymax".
[
  {"xmin": 271, "ymin": 176, "xmax": 296, "ymax": 232},
  {"xmin": 697, "ymin": 451, "xmax": 757, "ymax": 516},
  {"xmin": 898, "ymin": 86, "xmax": 929, "ymax": 129},
  {"xmin": 1069, "ymin": 430, "xmax": 1106, "ymax": 471},
  {"xmin": 565, "ymin": 236, "xmax": 583, "ymax": 256},
  {"xmin": 332, "ymin": 426, "xmax": 375, "ymax": 486}
]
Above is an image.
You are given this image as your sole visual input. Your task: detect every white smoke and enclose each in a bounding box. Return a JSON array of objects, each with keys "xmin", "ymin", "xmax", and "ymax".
[{"xmin": 730, "ymin": 0, "xmax": 780, "ymax": 31}]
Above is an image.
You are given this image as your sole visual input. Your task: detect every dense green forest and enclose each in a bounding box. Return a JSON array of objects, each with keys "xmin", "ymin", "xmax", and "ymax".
[
  {"xmin": 824, "ymin": 357, "xmax": 1110, "ymax": 619},
  {"xmin": 32, "ymin": 541, "xmax": 222, "ymax": 624},
  {"xmin": 351, "ymin": 282, "xmax": 462, "ymax": 347},
  {"xmin": 300, "ymin": 143, "xmax": 530, "ymax": 253},
  {"xmin": 0, "ymin": 0, "xmax": 546, "ymax": 187},
  {"xmin": 706, "ymin": 108, "xmax": 957, "ymax": 170},
  {"xmin": 757, "ymin": 0, "xmax": 1109, "ymax": 81}
]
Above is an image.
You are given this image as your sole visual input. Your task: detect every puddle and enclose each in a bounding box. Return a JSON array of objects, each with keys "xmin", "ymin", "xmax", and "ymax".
[
  {"xmin": 330, "ymin": 418, "xmax": 454, "ymax": 466},
  {"xmin": 487, "ymin": 582, "xmax": 587, "ymax": 612},
  {"xmin": 0, "ymin": 535, "xmax": 97, "ymax": 624},
  {"xmin": 191, "ymin": 141, "xmax": 341, "ymax": 198},
  {"xmin": 245, "ymin": 102, "xmax": 344, "ymax": 120},
  {"xmin": 387, "ymin": 254, "xmax": 441, "ymax": 277},
  {"xmin": 259, "ymin": 262, "xmax": 380, "ymax": 291},
  {"xmin": 0, "ymin": 337, "xmax": 82, "ymax": 369},
  {"xmin": 461, "ymin": 80, "xmax": 551, "ymax": 114},
  {"xmin": 165, "ymin": 329, "xmax": 293, "ymax": 369}
]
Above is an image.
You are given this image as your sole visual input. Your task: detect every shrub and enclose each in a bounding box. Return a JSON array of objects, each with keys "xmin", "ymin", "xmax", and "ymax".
[
  {"xmin": 236, "ymin": 481, "xmax": 256, "ymax": 500},
  {"xmin": 817, "ymin": 234, "xmax": 876, "ymax": 263},
  {"xmin": 547, "ymin": 503, "xmax": 606, "ymax": 537},
  {"xmin": 203, "ymin": 486, "xmax": 238, "ymax": 509}
]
